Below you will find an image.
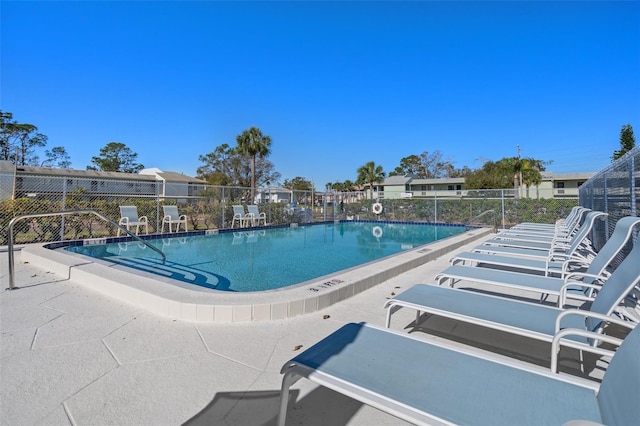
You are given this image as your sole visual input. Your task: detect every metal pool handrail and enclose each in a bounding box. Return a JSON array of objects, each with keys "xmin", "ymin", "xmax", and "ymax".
[
  {"xmin": 6, "ymin": 209, "xmax": 166, "ymax": 290},
  {"xmin": 465, "ymin": 210, "xmax": 498, "ymax": 232}
]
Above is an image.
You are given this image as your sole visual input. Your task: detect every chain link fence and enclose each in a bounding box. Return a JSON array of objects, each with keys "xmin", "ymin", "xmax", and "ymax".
[
  {"xmin": 0, "ymin": 174, "xmax": 330, "ymax": 244},
  {"xmin": 331, "ymin": 189, "xmax": 577, "ymax": 228},
  {"xmin": 1, "ymin": 169, "xmax": 582, "ymax": 245},
  {"xmin": 579, "ymin": 145, "xmax": 639, "ymax": 253}
]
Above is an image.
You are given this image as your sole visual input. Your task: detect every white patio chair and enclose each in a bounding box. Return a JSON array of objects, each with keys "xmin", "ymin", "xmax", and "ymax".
[
  {"xmin": 161, "ymin": 205, "xmax": 187, "ymax": 233},
  {"xmin": 247, "ymin": 205, "xmax": 266, "ymax": 226},
  {"xmin": 117, "ymin": 205, "xmax": 148, "ymax": 236},
  {"xmin": 231, "ymin": 205, "xmax": 250, "ymax": 228}
]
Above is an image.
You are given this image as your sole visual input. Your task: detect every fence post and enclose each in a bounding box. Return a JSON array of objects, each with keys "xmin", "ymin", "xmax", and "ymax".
[
  {"xmin": 501, "ymin": 189, "xmax": 506, "ymax": 229},
  {"xmin": 221, "ymin": 186, "xmax": 226, "ymax": 228},
  {"xmin": 434, "ymin": 191, "xmax": 438, "ymax": 224},
  {"xmin": 267, "ymin": 186, "xmax": 272, "ymax": 224},
  {"xmin": 60, "ymin": 178, "xmax": 67, "ymax": 240},
  {"xmin": 156, "ymin": 181, "xmax": 161, "ymax": 232},
  {"xmin": 604, "ymin": 170, "xmax": 609, "ymax": 215},
  {"xmin": 630, "ymin": 155, "xmax": 637, "ymax": 217},
  {"xmin": 322, "ymin": 189, "xmax": 327, "ymax": 221}
]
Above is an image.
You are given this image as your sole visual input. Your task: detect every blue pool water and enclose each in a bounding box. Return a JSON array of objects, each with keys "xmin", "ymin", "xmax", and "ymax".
[{"xmin": 65, "ymin": 222, "xmax": 467, "ymax": 292}]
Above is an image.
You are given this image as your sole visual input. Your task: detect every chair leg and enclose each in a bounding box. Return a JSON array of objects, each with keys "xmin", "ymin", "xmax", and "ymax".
[
  {"xmin": 277, "ymin": 372, "xmax": 301, "ymax": 426},
  {"xmin": 385, "ymin": 305, "xmax": 403, "ymax": 327}
]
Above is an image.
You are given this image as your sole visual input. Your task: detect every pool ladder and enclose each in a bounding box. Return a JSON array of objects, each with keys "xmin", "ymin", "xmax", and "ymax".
[{"xmin": 5, "ymin": 209, "xmax": 166, "ymax": 290}]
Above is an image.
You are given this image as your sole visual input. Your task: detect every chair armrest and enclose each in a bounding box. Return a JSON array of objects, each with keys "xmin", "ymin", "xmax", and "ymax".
[
  {"xmin": 563, "ymin": 272, "xmax": 607, "ymax": 284},
  {"xmin": 548, "ymin": 253, "xmax": 571, "ymax": 263},
  {"xmin": 550, "ymin": 327, "xmax": 624, "ymax": 373},
  {"xmin": 561, "ymin": 257, "xmax": 590, "ymax": 272},
  {"xmin": 554, "ymin": 309, "xmax": 637, "ymax": 334},
  {"xmin": 559, "ymin": 281, "xmax": 606, "ymax": 306}
]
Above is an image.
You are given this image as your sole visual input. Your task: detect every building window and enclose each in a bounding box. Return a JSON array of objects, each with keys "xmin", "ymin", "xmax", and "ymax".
[{"xmin": 556, "ymin": 181, "xmax": 565, "ymax": 194}]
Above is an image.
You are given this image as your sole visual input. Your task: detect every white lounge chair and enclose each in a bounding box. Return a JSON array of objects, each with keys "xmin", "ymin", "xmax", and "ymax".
[
  {"xmin": 510, "ymin": 206, "xmax": 588, "ymax": 232},
  {"xmin": 161, "ymin": 205, "xmax": 187, "ymax": 233},
  {"xmin": 231, "ymin": 205, "xmax": 250, "ymax": 228},
  {"xmin": 247, "ymin": 204, "xmax": 266, "ymax": 226},
  {"xmin": 384, "ymin": 237, "xmax": 640, "ymax": 352},
  {"xmin": 496, "ymin": 207, "xmax": 589, "ymax": 240},
  {"xmin": 480, "ymin": 211, "xmax": 606, "ymax": 251},
  {"xmin": 473, "ymin": 211, "xmax": 607, "ymax": 261},
  {"xmin": 117, "ymin": 205, "xmax": 148, "ymax": 236},
  {"xmin": 278, "ymin": 321, "xmax": 640, "ymax": 426},
  {"xmin": 449, "ymin": 215, "xmax": 639, "ymax": 278}
]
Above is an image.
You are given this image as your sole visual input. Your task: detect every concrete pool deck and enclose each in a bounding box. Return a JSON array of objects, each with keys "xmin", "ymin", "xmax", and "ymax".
[{"xmin": 0, "ymin": 232, "xmax": 619, "ymax": 426}]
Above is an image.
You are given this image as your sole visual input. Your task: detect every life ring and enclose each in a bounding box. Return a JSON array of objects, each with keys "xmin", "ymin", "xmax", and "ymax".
[
  {"xmin": 372, "ymin": 226, "xmax": 383, "ymax": 239},
  {"xmin": 372, "ymin": 202, "xmax": 383, "ymax": 215}
]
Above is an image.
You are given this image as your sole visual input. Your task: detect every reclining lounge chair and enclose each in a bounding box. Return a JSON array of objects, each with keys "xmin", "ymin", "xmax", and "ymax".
[
  {"xmin": 449, "ymin": 216, "xmax": 640, "ymax": 278},
  {"xmin": 278, "ymin": 321, "xmax": 640, "ymax": 426},
  {"xmin": 472, "ymin": 211, "xmax": 607, "ymax": 260},
  {"xmin": 479, "ymin": 211, "xmax": 606, "ymax": 251},
  {"xmin": 384, "ymin": 236, "xmax": 640, "ymax": 353},
  {"xmin": 494, "ymin": 206, "xmax": 590, "ymax": 241},
  {"xmin": 512, "ymin": 205, "xmax": 588, "ymax": 228}
]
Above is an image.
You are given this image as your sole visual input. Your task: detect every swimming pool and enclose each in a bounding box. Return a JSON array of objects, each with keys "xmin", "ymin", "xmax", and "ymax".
[
  {"xmin": 65, "ymin": 221, "xmax": 467, "ymax": 292},
  {"xmin": 22, "ymin": 223, "xmax": 491, "ymax": 322}
]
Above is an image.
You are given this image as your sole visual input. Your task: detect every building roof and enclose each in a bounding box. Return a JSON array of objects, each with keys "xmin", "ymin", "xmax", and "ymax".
[
  {"xmin": 0, "ymin": 161, "xmax": 205, "ymax": 184},
  {"xmin": 540, "ymin": 172, "xmax": 595, "ymax": 181},
  {"xmin": 382, "ymin": 175, "xmax": 414, "ymax": 185},
  {"xmin": 14, "ymin": 164, "xmax": 155, "ymax": 181},
  {"xmin": 410, "ymin": 177, "xmax": 466, "ymax": 185},
  {"xmin": 158, "ymin": 171, "xmax": 206, "ymax": 184},
  {"xmin": 140, "ymin": 168, "xmax": 206, "ymax": 184}
]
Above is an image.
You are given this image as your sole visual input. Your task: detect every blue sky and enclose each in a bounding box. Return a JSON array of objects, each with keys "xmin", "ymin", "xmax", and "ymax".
[{"xmin": 2, "ymin": 1, "xmax": 639, "ymax": 188}]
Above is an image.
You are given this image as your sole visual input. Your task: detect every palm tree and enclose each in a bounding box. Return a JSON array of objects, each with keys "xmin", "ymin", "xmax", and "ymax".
[
  {"xmin": 497, "ymin": 157, "xmax": 544, "ymax": 198},
  {"xmin": 356, "ymin": 161, "xmax": 385, "ymax": 200},
  {"xmin": 519, "ymin": 158, "xmax": 545, "ymax": 198},
  {"xmin": 236, "ymin": 127, "xmax": 272, "ymax": 201}
]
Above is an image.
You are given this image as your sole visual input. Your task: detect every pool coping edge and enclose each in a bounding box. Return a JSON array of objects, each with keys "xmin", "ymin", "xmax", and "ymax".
[{"xmin": 20, "ymin": 227, "xmax": 493, "ymax": 323}]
